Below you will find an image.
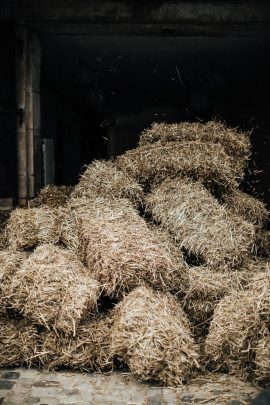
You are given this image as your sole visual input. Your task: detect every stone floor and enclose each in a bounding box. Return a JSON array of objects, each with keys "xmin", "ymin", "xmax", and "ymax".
[{"xmin": 0, "ymin": 369, "xmax": 260, "ymax": 405}]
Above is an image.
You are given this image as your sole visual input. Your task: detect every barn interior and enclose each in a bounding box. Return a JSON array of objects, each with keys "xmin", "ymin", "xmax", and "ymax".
[{"xmin": 0, "ymin": 1, "xmax": 270, "ymax": 206}]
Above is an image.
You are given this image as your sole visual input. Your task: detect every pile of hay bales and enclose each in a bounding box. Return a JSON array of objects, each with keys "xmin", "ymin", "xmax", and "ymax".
[{"xmin": 0, "ymin": 119, "xmax": 269, "ymax": 387}]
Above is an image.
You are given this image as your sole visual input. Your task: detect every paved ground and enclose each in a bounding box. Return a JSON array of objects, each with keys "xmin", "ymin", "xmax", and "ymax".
[{"xmin": 0, "ymin": 369, "xmax": 259, "ymax": 405}]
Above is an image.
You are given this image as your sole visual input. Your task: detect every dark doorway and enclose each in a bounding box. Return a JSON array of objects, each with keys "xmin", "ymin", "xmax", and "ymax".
[
  {"xmin": 0, "ymin": 23, "xmax": 16, "ymax": 202},
  {"xmin": 40, "ymin": 34, "xmax": 270, "ymax": 205}
]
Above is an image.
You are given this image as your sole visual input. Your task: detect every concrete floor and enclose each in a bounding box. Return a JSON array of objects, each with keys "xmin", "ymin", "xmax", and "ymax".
[{"xmin": 0, "ymin": 368, "xmax": 259, "ymax": 405}]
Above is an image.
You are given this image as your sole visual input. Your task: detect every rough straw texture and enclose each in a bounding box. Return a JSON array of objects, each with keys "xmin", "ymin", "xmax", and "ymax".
[
  {"xmin": 29, "ymin": 185, "xmax": 74, "ymax": 208},
  {"xmin": 71, "ymin": 160, "xmax": 144, "ymax": 206},
  {"xmin": 254, "ymin": 332, "xmax": 270, "ymax": 384},
  {"xmin": 182, "ymin": 266, "xmax": 256, "ymax": 337},
  {"xmin": 37, "ymin": 315, "xmax": 113, "ymax": 372},
  {"xmin": 222, "ymin": 189, "xmax": 268, "ymax": 227},
  {"xmin": 139, "ymin": 120, "xmax": 251, "ymax": 164},
  {"xmin": 111, "ymin": 286, "xmax": 200, "ymax": 386},
  {"xmin": 78, "ymin": 198, "xmax": 186, "ymax": 298},
  {"xmin": 116, "ymin": 141, "xmax": 242, "ymax": 190},
  {"xmin": 0, "ymin": 250, "xmax": 28, "ymax": 314},
  {"xmin": 7, "ymin": 207, "xmax": 61, "ymax": 250},
  {"xmin": 0, "ymin": 319, "xmax": 39, "ymax": 367},
  {"xmin": 146, "ymin": 178, "xmax": 255, "ymax": 269},
  {"xmin": 147, "ymin": 223, "xmax": 189, "ymax": 295},
  {"xmin": 8, "ymin": 244, "xmax": 100, "ymax": 335},
  {"xmin": 204, "ymin": 290, "xmax": 265, "ymax": 377},
  {"xmin": 248, "ymin": 271, "xmax": 270, "ymax": 326}
]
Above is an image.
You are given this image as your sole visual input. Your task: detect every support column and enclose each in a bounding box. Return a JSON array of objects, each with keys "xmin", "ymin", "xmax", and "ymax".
[{"xmin": 16, "ymin": 27, "xmax": 41, "ymax": 206}]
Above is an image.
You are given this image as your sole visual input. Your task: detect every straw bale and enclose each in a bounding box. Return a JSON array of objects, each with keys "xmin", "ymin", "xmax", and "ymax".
[
  {"xmin": 0, "ymin": 210, "xmax": 10, "ymax": 250},
  {"xmin": 139, "ymin": 121, "xmax": 251, "ymax": 164},
  {"xmin": 78, "ymin": 197, "xmax": 187, "ymax": 298},
  {"xmin": 0, "ymin": 250, "xmax": 28, "ymax": 314},
  {"xmin": 111, "ymin": 286, "xmax": 199, "ymax": 386},
  {"xmin": 29, "ymin": 185, "xmax": 74, "ymax": 208},
  {"xmin": 254, "ymin": 332, "xmax": 270, "ymax": 384},
  {"xmin": 222, "ymin": 189, "xmax": 268, "ymax": 227},
  {"xmin": 255, "ymin": 230, "xmax": 270, "ymax": 258},
  {"xmin": 146, "ymin": 178, "xmax": 255, "ymax": 269},
  {"xmin": 204, "ymin": 290, "xmax": 264, "ymax": 376},
  {"xmin": 182, "ymin": 265, "xmax": 261, "ymax": 337},
  {"xmin": 7, "ymin": 207, "xmax": 61, "ymax": 250},
  {"xmin": 147, "ymin": 223, "xmax": 190, "ymax": 295},
  {"xmin": 248, "ymin": 271, "xmax": 270, "ymax": 327},
  {"xmin": 71, "ymin": 160, "xmax": 144, "ymax": 207},
  {"xmin": 0, "ymin": 318, "xmax": 39, "ymax": 367},
  {"xmin": 58, "ymin": 206, "xmax": 81, "ymax": 255},
  {"xmin": 116, "ymin": 141, "xmax": 242, "ymax": 191},
  {"xmin": 37, "ymin": 315, "xmax": 113, "ymax": 371},
  {"xmin": 9, "ymin": 244, "xmax": 100, "ymax": 335}
]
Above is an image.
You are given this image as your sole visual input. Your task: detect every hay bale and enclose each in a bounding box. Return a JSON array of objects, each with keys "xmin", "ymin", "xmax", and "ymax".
[
  {"xmin": 139, "ymin": 121, "xmax": 251, "ymax": 164},
  {"xmin": 255, "ymin": 230, "xmax": 270, "ymax": 258},
  {"xmin": 71, "ymin": 160, "xmax": 144, "ymax": 206},
  {"xmin": 254, "ymin": 332, "xmax": 270, "ymax": 384},
  {"xmin": 147, "ymin": 223, "xmax": 190, "ymax": 295},
  {"xmin": 0, "ymin": 250, "xmax": 28, "ymax": 314},
  {"xmin": 9, "ymin": 244, "xmax": 100, "ymax": 335},
  {"xmin": 7, "ymin": 207, "xmax": 61, "ymax": 250},
  {"xmin": 37, "ymin": 315, "xmax": 113, "ymax": 371},
  {"xmin": 111, "ymin": 286, "xmax": 199, "ymax": 386},
  {"xmin": 116, "ymin": 141, "xmax": 242, "ymax": 191},
  {"xmin": 78, "ymin": 198, "xmax": 188, "ymax": 298},
  {"xmin": 204, "ymin": 290, "xmax": 264, "ymax": 376},
  {"xmin": 248, "ymin": 271, "xmax": 270, "ymax": 327},
  {"xmin": 0, "ymin": 318, "xmax": 39, "ymax": 367},
  {"xmin": 29, "ymin": 185, "xmax": 74, "ymax": 208},
  {"xmin": 0, "ymin": 210, "xmax": 10, "ymax": 250},
  {"xmin": 222, "ymin": 189, "xmax": 268, "ymax": 227},
  {"xmin": 146, "ymin": 178, "xmax": 255, "ymax": 269},
  {"xmin": 182, "ymin": 265, "xmax": 261, "ymax": 338}
]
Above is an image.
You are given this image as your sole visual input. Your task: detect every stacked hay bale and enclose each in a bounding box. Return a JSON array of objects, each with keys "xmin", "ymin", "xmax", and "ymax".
[
  {"xmin": 6, "ymin": 207, "xmax": 61, "ymax": 251},
  {"xmin": 29, "ymin": 184, "xmax": 74, "ymax": 208},
  {"xmin": 111, "ymin": 286, "xmax": 200, "ymax": 386},
  {"xmin": 2, "ymin": 119, "xmax": 269, "ymax": 387}
]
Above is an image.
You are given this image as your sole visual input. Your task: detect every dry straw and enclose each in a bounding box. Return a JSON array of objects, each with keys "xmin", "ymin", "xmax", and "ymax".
[
  {"xmin": 204, "ymin": 290, "xmax": 265, "ymax": 377},
  {"xmin": 248, "ymin": 270, "xmax": 270, "ymax": 326},
  {"xmin": 182, "ymin": 262, "xmax": 265, "ymax": 338},
  {"xmin": 9, "ymin": 244, "xmax": 100, "ymax": 335},
  {"xmin": 116, "ymin": 141, "xmax": 242, "ymax": 191},
  {"xmin": 71, "ymin": 160, "xmax": 144, "ymax": 207},
  {"xmin": 37, "ymin": 315, "xmax": 113, "ymax": 371},
  {"xmin": 7, "ymin": 207, "xmax": 61, "ymax": 250},
  {"xmin": 254, "ymin": 332, "xmax": 270, "ymax": 384},
  {"xmin": 139, "ymin": 120, "xmax": 251, "ymax": 164},
  {"xmin": 255, "ymin": 230, "xmax": 270, "ymax": 258},
  {"xmin": 78, "ymin": 198, "xmax": 186, "ymax": 299},
  {"xmin": 0, "ymin": 319, "xmax": 39, "ymax": 367},
  {"xmin": 146, "ymin": 178, "xmax": 255, "ymax": 269},
  {"xmin": 147, "ymin": 223, "xmax": 190, "ymax": 295},
  {"xmin": 222, "ymin": 189, "xmax": 268, "ymax": 227},
  {"xmin": 0, "ymin": 250, "xmax": 28, "ymax": 314},
  {"xmin": 29, "ymin": 185, "xmax": 74, "ymax": 208},
  {"xmin": 111, "ymin": 286, "xmax": 200, "ymax": 386}
]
